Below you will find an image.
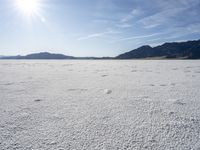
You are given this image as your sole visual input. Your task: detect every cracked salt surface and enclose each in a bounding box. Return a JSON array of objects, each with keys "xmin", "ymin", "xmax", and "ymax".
[{"xmin": 0, "ymin": 60, "xmax": 200, "ymax": 150}]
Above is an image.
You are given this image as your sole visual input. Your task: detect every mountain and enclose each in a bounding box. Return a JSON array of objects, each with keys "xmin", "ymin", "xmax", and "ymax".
[
  {"xmin": 1, "ymin": 52, "xmax": 113, "ymax": 60},
  {"xmin": 2, "ymin": 52, "xmax": 74, "ymax": 59},
  {"xmin": 1, "ymin": 39, "xmax": 200, "ymax": 59},
  {"xmin": 116, "ymin": 39, "xmax": 200, "ymax": 59}
]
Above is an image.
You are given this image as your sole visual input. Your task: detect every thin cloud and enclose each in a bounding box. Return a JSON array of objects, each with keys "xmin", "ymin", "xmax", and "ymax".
[
  {"xmin": 138, "ymin": 8, "xmax": 184, "ymax": 28},
  {"xmin": 138, "ymin": 0, "xmax": 200, "ymax": 29},
  {"xmin": 120, "ymin": 8, "xmax": 142, "ymax": 23},
  {"xmin": 138, "ymin": 23, "xmax": 200, "ymax": 45},
  {"xmin": 78, "ymin": 32, "xmax": 108, "ymax": 41},
  {"xmin": 78, "ymin": 30, "xmax": 120, "ymax": 41},
  {"xmin": 116, "ymin": 23, "xmax": 132, "ymax": 28},
  {"xmin": 112, "ymin": 32, "xmax": 165, "ymax": 43}
]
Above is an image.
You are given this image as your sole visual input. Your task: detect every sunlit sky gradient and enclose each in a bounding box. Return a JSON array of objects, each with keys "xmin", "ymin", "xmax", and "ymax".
[{"xmin": 0, "ymin": 0, "xmax": 200, "ymax": 57}]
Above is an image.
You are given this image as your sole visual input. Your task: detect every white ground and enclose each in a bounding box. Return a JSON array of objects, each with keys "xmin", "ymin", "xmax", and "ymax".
[{"xmin": 0, "ymin": 60, "xmax": 200, "ymax": 150}]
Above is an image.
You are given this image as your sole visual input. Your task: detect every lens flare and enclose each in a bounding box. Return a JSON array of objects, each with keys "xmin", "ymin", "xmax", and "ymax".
[{"xmin": 15, "ymin": 0, "xmax": 40, "ymax": 16}]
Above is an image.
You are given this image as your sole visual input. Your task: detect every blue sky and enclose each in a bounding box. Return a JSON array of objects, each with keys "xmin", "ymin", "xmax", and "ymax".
[{"xmin": 0, "ymin": 0, "xmax": 200, "ymax": 57}]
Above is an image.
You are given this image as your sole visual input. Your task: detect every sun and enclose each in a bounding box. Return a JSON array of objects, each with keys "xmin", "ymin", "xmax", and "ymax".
[{"xmin": 15, "ymin": 0, "xmax": 40, "ymax": 16}]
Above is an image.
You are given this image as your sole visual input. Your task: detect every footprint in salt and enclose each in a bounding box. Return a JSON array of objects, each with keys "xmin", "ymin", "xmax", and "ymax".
[
  {"xmin": 169, "ymin": 99, "xmax": 186, "ymax": 105},
  {"xmin": 160, "ymin": 84, "xmax": 167, "ymax": 87},
  {"xmin": 101, "ymin": 75, "xmax": 108, "ymax": 77},
  {"xmin": 131, "ymin": 70, "xmax": 137, "ymax": 72},
  {"xmin": 170, "ymin": 83, "xmax": 176, "ymax": 86},
  {"xmin": 34, "ymin": 99, "xmax": 42, "ymax": 102},
  {"xmin": 104, "ymin": 89, "xmax": 112, "ymax": 94},
  {"xmin": 173, "ymin": 99, "xmax": 186, "ymax": 105},
  {"xmin": 168, "ymin": 111, "xmax": 175, "ymax": 115},
  {"xmin": 172, "ymin": 68, "xmax": 178, "ymax": 70}
]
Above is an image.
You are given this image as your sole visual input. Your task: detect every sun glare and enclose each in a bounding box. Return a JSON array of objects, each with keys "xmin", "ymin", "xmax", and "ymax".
[{"xmin": 15, "ymin": 0, "xmax": 40, "ymax": 16}]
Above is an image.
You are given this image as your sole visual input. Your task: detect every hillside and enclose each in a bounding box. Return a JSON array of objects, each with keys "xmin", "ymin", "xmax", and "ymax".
[
  {"xmin": 2, "ymin": 52, "xmax": 74, "ymax": 59},
  {"xmin": 116, "ymin": 39, "xmax": 200, "ymax": 59}
]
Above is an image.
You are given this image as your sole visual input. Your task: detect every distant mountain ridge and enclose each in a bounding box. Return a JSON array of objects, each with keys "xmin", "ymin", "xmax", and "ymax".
[
  {"xmin": 1, "ymin": 52, "xmax": 112, "ymax": 60},
  {"xmin": 24, "ymin": 52, "xmax": 74, "ymax": 59},
  {"xmin": 116, "ymin": 39, "xmax": 200, "ymax": 59},
  {"xmin": 2, "ymin": 52, "xmax": 74, "ymax": 59},
  {"xmin": 1, "ymin": 39, "xmax": 200, "ymax": 59}
]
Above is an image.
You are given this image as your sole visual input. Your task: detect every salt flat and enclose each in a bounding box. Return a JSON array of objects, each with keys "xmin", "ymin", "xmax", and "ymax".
[{"xmin": 0, "ymin": 60, "xmax": 200, "ymax": 150}]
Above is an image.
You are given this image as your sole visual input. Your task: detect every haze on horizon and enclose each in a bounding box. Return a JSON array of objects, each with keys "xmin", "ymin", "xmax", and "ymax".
[{"xmin": 0, "ymin": 0, "xmax": 200, "ymax": 57}]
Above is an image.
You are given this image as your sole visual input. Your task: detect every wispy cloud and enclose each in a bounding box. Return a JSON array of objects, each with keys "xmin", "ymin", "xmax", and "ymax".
[
  {"xmin": 92, "ymin": 19, "xmax": 113, "ymax": 24},
  {"xmin": 77, "ymin": 30, "xmax": 120, "ymax": 41},
  {"xmin": 80, "ymin": 0, "xmax": 200, "ymax": 45},
  {"xmin": 112, "ymin": 21, "xmax": 200, "ymax": 44},
  {"xmin": 121, "ymin": 8, "xmax": 142, "ymax": 23},
  {"xmin": 131, "ymin": 23, "xmax": 200, "ymax": 46},
  {"xmin": 115, "ymin": 8, "xmax": 142, "ymax": 29},
  {"xmin": 78, "ymin": 32, "xmax": 108, "ymax": 41},
  {"xmin": 138, "ymin": 8, "xmax": 185, "ymax": 28},
  {"xmin": 138, "ymin": 0, "xmax": 200, "ymax": 29},
  {"xmin": 116, "ymin": 23, "xmax": 132, "ymax": 28},
  {"xmin": 112, "ymin": 32, "xmax": 165, "ymax": 43}
]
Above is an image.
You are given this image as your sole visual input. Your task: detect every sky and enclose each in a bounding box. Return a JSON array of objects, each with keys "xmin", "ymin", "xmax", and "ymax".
[{"xmin": 0, "ymin": 0, "xmax": 200, "ymax": 57}]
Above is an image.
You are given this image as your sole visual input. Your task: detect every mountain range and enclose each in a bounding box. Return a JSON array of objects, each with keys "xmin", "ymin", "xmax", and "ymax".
[
  {"xmin": 1, "ymin": 39, "xmax": 200, "ymax": 59},
  {"xmin": 117, "ymin": 39, "xmax": 200, "ymax": 59},
  {"xmin": 1, "ymin": 52, "xmax": 74, "ymax": 59}
]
